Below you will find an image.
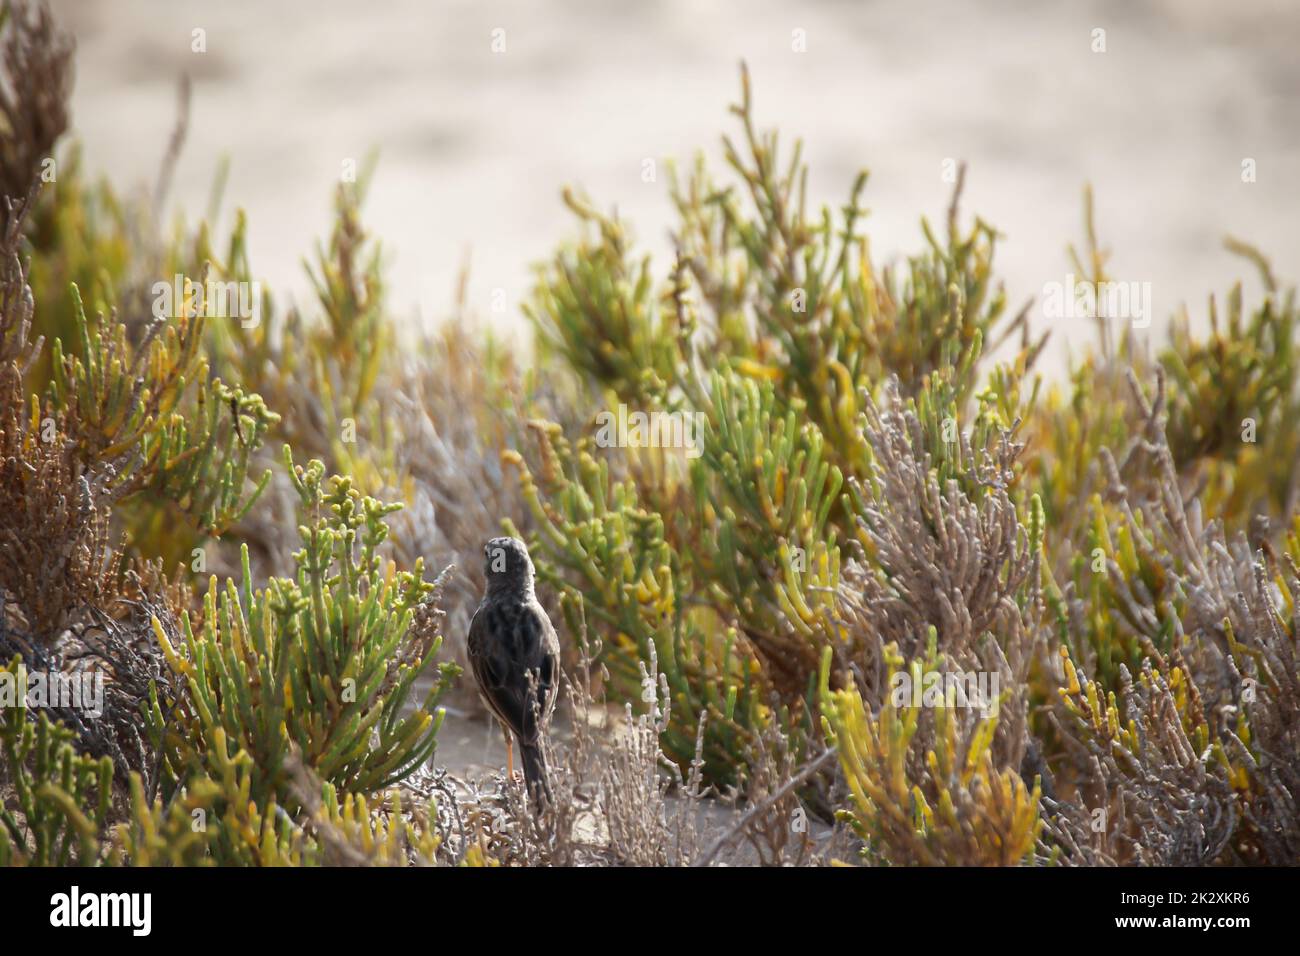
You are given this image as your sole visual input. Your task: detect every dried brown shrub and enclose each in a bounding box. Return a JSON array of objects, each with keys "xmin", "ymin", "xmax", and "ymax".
[
  {"xmin": 1042, "ymin": 370, "xmax": 1299, "ymax": 865},
  {"xmin": 836, "ymin": 378, "xmax": 1041, "ymax": 769},
  {"xmin": 0, "ymin": 0, "xmax": 72, "ymax": 233},
  {"xmin": 446, "ymin": 634, "xmax": 746, "ymax": 866},
  {"xmin": 0, "ymin": 201, "xmax": 120, "ymax": 638}
]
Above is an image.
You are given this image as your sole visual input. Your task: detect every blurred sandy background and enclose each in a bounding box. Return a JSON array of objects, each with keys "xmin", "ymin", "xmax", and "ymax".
[{"xmin": 49, "ymin": 0, "xmax": 1300, "ymax": 373}]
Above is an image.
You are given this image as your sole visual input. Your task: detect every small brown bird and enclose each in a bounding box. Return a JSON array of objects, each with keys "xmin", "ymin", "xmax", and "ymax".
[{"xmin": 467, "ymin": 536, "xmax": 560, "ymax": 808}]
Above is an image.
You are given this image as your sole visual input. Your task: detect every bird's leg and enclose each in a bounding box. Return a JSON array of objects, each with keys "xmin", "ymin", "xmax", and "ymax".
[{"xmin": 505, "ymin": 728, "xmax": 514, "ymax": 778}]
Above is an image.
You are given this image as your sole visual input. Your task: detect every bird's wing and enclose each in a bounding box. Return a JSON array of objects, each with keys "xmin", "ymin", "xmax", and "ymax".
[
  {"xmin": 467, "ymin": 604, "xmax": 510, "ymax": 730},
  {"xmin": 467, "ymin": 599, "xmax": 560, "ymax": 744}
]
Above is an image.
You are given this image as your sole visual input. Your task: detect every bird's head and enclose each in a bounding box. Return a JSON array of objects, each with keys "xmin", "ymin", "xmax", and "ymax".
[{"xmin": 483, "ymin": 536, "xmax": 535, "ymax": 597}]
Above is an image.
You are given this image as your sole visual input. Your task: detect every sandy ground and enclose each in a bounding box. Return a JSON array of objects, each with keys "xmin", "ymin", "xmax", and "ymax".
[
  {"xmin": 48, "ymin": 0, "xmax": 1300, "ymax": 378},
  {"xmin": 433, "ymin": 698, "xmax": 839, "ymax": 864}
]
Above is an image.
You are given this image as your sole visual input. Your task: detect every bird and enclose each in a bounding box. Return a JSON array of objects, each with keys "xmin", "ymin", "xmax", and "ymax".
[{"xmin": 466, "ymin": 536, "xmax": 560, "ymax": 810}]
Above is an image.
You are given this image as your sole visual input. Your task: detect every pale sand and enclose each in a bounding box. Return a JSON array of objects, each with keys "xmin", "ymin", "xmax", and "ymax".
[{"xmin": 49, "ymin": 0, "xmax": 1300, "ymax": 380}]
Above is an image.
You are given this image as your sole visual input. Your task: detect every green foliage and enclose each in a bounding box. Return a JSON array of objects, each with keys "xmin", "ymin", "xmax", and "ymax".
[
  {"xmin": 504, "ymin": 428, "xmax": 762, "ymax": 787},
  {"xmin": 511, "ymin": 66, "xmax": 1043, "ymax": 796},
  {"xmin": 147, "ymin": 446, "xmax": 458, "ymax": 809},
  {"xmin": 690, "ymin": 367, "xmax": 843, "ymax": 698},
  {"xmin": 1160, "ymin": 268, "xmax": 1300, "ymax": 521},
  {"xmin": 109, "ymin": 742, "xmax": 443, "ymax": 866},
  {"xmin": 190, "ymin": 174, "xmax": 398, "ymax": 495},
  {"xmin": 0, "ymin": 659, "xmax": 113, "ymax": 866},
  {"xmin": 527, "ymin": 188, "xmax": 673, "ymax": 405},
  {"xmin": 1, "ymin": 702, "xmax": 442, "ymax": 867},
  {"xmin": 49, "ymin": 284, "xmax": 277, "ymax": 535},
  {"xmin": 24, "ymin": 147, "xmax": 138, "ymax": 392},
  {"xmin": 0, "ymin": 179, "xmax": 278, "ymax": 635},
  {"xmin": 820, "ymin": 646, "xmax": 1041, "ymax": 866},
  {"xmin": 304, "ymin": 171, "xmax": 388, "ymax": 415}
]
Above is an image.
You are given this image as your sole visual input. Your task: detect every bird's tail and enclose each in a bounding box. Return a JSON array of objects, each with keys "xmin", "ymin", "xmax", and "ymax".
[{"xmin": 519, "ymin": 740, "xmax": 552, "ymax": 811}]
